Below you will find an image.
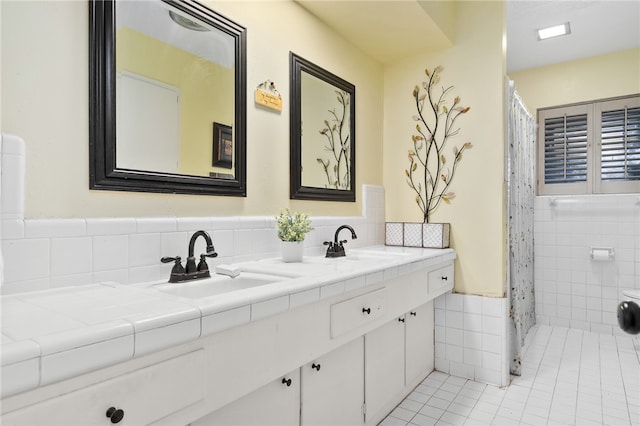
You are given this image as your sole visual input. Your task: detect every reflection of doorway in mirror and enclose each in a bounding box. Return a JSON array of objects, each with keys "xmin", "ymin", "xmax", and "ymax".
[
  {"xmin": 300, "ymin": 72, "xmax": 351, "ymax": 190},
  {"xmin": 116, "ymin": 72, "xmax": 181, "ymax": 173}
]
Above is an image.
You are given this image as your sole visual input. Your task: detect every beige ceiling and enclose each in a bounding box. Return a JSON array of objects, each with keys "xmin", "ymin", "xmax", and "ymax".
[
  {"xmin": 295, "ymin": 0, "xmax": 456, "ymax": 63},
  {"xmin": 295, "ymin": 0, "xmax": 640, "ymax": 71}
]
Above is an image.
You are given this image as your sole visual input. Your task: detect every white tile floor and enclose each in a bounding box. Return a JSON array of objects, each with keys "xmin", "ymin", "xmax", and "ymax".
[{"xmin": 380, "ymin": 325, "xmax": 640, "ymax": 426}]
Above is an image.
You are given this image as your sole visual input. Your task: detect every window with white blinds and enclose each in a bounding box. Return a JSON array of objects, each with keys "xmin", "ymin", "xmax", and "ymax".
[{"xmin": 537, "ymin": 95, "xmax": 640, "ymax": 195}]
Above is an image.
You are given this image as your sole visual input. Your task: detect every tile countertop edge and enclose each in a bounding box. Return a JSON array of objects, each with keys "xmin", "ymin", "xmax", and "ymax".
[{"xmin": 0, "ymin": 246, "xmax": 456, "ymax": 398}]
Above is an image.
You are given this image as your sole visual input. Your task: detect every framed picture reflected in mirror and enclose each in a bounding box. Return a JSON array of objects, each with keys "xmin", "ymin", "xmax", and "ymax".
[{"xmin": 213, "ymin": 122, "xmax": 233, "ymax": 169}]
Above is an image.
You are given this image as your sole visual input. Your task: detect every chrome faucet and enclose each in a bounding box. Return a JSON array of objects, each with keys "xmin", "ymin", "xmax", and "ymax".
[
  {"xmin": 161, "ymin": 230, "xmax": 218, "ymax": 283},
  {"xmin": 324, "ymin": 225, "xmax": 357, "ymax": 258}
]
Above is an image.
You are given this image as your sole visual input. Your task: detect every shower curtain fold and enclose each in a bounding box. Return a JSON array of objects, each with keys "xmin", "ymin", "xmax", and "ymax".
[{"xmin": 506, "ymin": 79, "xmax": 536, "ymax": 376}]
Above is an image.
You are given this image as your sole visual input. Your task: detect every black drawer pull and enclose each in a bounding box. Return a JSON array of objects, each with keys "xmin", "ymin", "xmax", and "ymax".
[
  {"xmin": 106, "ymin": 407, "xmax": 125, "ymax": 424},
  {"xmin": 362, "ymin": 307, "xmax": 371, "ymax": 315},
  {"xmin": 441, "ymin": 276, "xmax": 448, "ymax": 281},
  {"xmin": 410, "ymin": 312, "xmax": 417, "ymax": 316},
  {"xmin": 398, "ymin": 317, "xmax": 405, "ymax": 323},
  {"xmin": 312, "ymin": 363, "xmax": 321, "ymax": 371},
  {"xmin": 282, "ymin": 377, "xmax": 292, "ymax": 387}
]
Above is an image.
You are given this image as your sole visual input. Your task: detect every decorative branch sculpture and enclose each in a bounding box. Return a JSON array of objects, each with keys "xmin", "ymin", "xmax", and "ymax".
[
  {"xmin": 317, "ymin": 90, "xmax": 350, "ymax": 189},
  {"xmin": 406, "ymin": 66, "xmax": 472, "ymax": 223}
]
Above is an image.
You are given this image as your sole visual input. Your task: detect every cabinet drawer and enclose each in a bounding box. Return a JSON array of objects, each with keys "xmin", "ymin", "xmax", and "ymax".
[
  {"xmin": 330, "ymin": 288, "xmax": 386, "ymax": 338},
  {"xmin": 2, "ymin": 349, "xmax": 205, "ymax": 426},
  {"xmin": 428, "ymin": 264, "xmax": 454, "ymax": 293}
]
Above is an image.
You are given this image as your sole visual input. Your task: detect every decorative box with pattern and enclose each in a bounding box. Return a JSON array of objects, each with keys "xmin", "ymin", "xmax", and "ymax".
[{"xmin": 385, "ymin": 222, "xmax": 450, "ymax": 249}]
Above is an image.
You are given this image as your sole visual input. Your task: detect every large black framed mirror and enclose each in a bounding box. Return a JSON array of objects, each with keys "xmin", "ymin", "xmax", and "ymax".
[
  {"xmin": 290, "ymin": 53, "xmax": 356, "ymax": 202},
  {"xmin": 89, "ymin": 0, "xmax": 247, "ymax": 196}
]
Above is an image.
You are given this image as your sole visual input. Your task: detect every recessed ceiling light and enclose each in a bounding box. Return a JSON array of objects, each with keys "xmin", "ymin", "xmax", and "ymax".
[{"xmin": 537, "ymin": 23, "xmax": 571, "ymax": 40}]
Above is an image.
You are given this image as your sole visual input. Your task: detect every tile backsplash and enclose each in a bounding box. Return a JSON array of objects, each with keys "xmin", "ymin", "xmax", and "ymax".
[
  {"xmin": 534, "ymin": 195, "xmax": 640, "ymax": 335},
  {"xmin": 0, "ymin": 134, "xmax": 385, "ymax": 295}
]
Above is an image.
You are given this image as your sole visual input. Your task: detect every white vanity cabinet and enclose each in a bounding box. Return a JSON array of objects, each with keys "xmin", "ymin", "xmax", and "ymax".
[
  {"xmin": 1, "ymin": 255, "xmax": 455, "ymax": 426},
  {"xmin": 191, "ymin": 370, "xmax": 301, "ymax": 426},
  {"xmin": 364, "ymin": 317, "xmax": 405, "ymax": 422},
  {"xmin": 300, "ymin": 337, "xmax": 364, "ymax": 426},
  {"xmin": 404, "ymin": 303, "xmax": 435, "ymax": 386},
  {"xmin": 364, "ymin": 302, "xmax": 435, "ymax": 425},
  {"xmin": 194, "ymin": 337, "xmax": 365, "ymax": 426},
  {"xmin": 1, "ymin": 350, "xmax": 205, "ymax": 426}
]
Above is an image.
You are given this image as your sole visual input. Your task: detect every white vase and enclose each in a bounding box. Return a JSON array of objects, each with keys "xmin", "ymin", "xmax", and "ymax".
[{"xmin": 281, "ymin": 241, "xmax": 304, "ymax": 262}]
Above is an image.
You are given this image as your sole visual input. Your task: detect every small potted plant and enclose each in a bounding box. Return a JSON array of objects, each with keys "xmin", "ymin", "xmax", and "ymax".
[{"xmin": 276, "ymin": 208, "xmax": 313, "ymax": 262}]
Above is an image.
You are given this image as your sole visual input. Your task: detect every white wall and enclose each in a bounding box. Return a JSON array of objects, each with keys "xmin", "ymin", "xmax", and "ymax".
[{"xmin": 0, "ymin": 0, "xmax": 383, "ymax": 219}]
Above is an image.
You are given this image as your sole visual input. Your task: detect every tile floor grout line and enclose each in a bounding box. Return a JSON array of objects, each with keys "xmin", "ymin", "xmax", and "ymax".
[
  {"xmin": 616, "ymin": 332, "xmax": 635, "ymax": 426},
  {"xmin": 379, "ymin": 325, "xmax": 639, "ymax": 426}
]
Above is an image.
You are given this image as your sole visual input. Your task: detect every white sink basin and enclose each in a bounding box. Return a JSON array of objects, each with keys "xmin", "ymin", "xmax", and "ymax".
[
  {"xmin": 306, "ymin": 249, "xmax": 411, "ymax": 264},
  {"xmin": 152, "ymin": 272, "xmax": 290, "ymax": 299}
]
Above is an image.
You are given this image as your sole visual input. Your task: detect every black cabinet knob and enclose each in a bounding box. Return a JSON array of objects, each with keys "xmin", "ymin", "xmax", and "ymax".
[
  {"xmin": 362, "ymin": 307, "xmax": 371, "ymax": 315},
  {"xmin": 312, "ymin": 363, "xmax": 321, "ymax": 371},
  {"xmin": 441, "ymin": 276, "xmax": 448, "ymax": 281},
  {"xmin": 106, "ymin": 407, "xmax": 125, "ymax": 424},
  {"xmin": 282, "ymin": 377, "xmax": 292, "ymax": 387},
  {"xmin": 410, "ymin": 311, "xmax": 417, "ymax": 316},
  {"xmin": 398, "ymin": 317, "xmax": 405, "ymax": 323}
]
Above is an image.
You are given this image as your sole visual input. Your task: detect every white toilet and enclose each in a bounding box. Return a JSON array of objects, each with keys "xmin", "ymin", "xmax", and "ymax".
[
  {"xmin": 618, "ymin": 289, "xmax": 640, "ymax": 335},
  {"xmin": 623, "ymin": 289, "xmax": 640, "ymax": 303}
]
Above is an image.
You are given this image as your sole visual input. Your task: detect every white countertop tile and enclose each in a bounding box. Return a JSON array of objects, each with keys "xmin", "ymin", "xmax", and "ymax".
[
  {"xmin": 0, "ymin": 245, "xmax": 456, "ymax": 397},
  {"xmin": 40, "ymin": 334, "xmax": 134, "ymax": 385},
  {"xmin": 33, "ymin": 320, "xmax": 133, "ymax": 356},
  {"xmin": 0, "ymin": 339, "xmax": 40, "ymax": 366},
  {"xmin": 134, "ymin": 318, "xmax": 200, "ymax": 356},
  {"xmin": 201, "ymin": 305, "xmax": 251, "ymax": 336},
  {"xmin": 1, "ymin": 298, "xmax": 86, "ymax": 341},
  {"xmin": 290, "ymin": 287, "xmax": 320, "ymax": 309}
]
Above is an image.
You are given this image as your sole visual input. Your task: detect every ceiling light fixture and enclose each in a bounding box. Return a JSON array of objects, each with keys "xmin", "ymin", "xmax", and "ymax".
[
  {"xmin": 169, "ymin": 11, "xmax": 209, "ymax": 32},
  {"xmin": 537, "ymin": 22, "xmax": 571, "ymax": 40}
]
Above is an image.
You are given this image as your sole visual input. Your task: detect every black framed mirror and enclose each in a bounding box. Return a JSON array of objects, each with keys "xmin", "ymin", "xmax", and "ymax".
[
  {"xmin": 89, "ymin": 0, "xmax": 247, "ymax": 196},
  {"xmin": 290, "ymin": 53, "xmax": 356, "ymax": 202}
]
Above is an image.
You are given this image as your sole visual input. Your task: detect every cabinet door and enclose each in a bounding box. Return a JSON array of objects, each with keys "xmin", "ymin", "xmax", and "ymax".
[
  {"xmin": 1, "ymin": 350, "xmax": 205, "ymax": 426},
  {"xmin": 191, "ymin": 370, "xmax": 300, "ymax": 426},
  {"xmin": 364, "ymin": 317, "xmax": 405, "ymax": 423},
  {"xmin": 301, "ymin": 337, "xmax": 364, "ymax": 426},
  {"xmin": 405, "ymin": 302, "xmax": 434, "ymax": 386}
]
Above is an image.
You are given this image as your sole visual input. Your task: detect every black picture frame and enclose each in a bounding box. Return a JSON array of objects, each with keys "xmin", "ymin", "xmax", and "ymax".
[{"xmin": 213, "ymin": 123, "xmax": 233, "ymax": 169}]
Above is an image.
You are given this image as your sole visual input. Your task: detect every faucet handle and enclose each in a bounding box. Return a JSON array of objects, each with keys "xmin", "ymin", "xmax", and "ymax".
[
  {"xmin": 197, "ymin": 254, "xmax": 210, "ymax": 272},
  {"xmin": 339, "ymin": 239, "xmax": 348, "ymax": 245},
  {"xmin": 203, "ymin": 250, "xmax": 218, "ymax": 258},
  {"xmin": 161, "ymin": 256, "xmax": 185, "ymax": 274}
]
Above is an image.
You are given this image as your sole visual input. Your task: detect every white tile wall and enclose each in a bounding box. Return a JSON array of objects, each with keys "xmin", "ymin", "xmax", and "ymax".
[
  {"xmin": 0, "ymin": 134, "xmax": 386, "ymax": 294},
  {"xmin": 534, "ymin": 195, "xmax": 640, "ymax": 336},
  {"xmin": 435, "ymin": 293, "xmax": 510, "ymax": 387}
]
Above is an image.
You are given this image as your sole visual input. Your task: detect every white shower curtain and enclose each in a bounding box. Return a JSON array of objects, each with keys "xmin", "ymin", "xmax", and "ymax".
[{"xmin": 505, "ymin": 80, "xmax": 536, "ymax": 376}]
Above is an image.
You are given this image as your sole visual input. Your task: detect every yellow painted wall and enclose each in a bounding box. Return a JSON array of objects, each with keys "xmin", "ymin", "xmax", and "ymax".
[
  {"xmin": 116, "ymin": 27, "xmax": 234, "ymax": 176},
  {"xmin": 383, "ymin": 1, "xmax": 506, "ymax": 296},
  {"xmin": 0, "ymin": 0, "xmax": 383, "ymax": 218},
  {"xmin": 509, "ymin": 48, "xmax": 640, "ymax": 114}
]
